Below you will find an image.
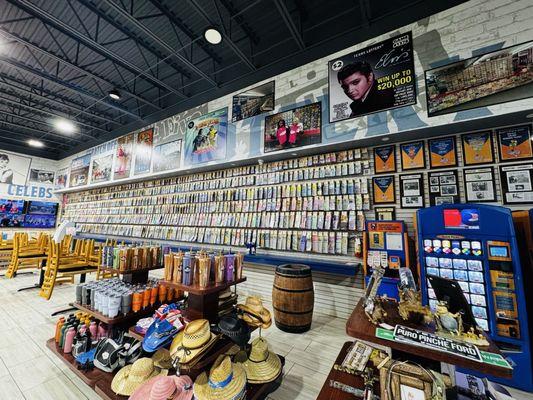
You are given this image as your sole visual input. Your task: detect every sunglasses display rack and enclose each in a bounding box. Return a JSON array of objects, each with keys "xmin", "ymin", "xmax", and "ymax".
[{"xmin": 61, "ymin": 149, "xmax": 371, "ymax": 262}]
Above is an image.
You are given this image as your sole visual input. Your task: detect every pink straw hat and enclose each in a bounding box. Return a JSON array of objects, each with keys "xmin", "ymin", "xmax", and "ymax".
[{"xmin": 129, "ymin": 375, "xmax": 194, "ymax": 400}]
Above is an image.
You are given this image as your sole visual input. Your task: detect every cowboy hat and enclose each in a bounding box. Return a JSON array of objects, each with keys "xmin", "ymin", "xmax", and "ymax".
[
  {"xmin": 129, "ymin": 375, "xmax": 194, "ymax": 400},
  {"xmin": 193, "ymin": 355, "xmax": 246, "ymax": 400},
  {"xmin": 239, "ymin": 337, "xmax": 282, "ymax": 384},
  {"xmin": 111, "ymin": 357, "xmax": 167, "ymax": 396},
  {"xmin": 169, "ymin": 319, "xmax": 218, "ymax": 364},
  {"xmin": 237, "ymin": 296, "xmax": 272, "ymax": 329}
]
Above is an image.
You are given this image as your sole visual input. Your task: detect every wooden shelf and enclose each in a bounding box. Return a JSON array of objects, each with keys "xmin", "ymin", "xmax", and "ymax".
[
  {"xmin": 72, "ymin": 302, "xmax": 160, "ymax": 325},
  {"xmin": 98, "ymin": 265, "xmax": 163, "ymax": 274},
  {"xmin": 346, "ymin": 298, "xmax": 512, "ymax": 379},
  {"xmin": 160, "ymin": 277, "xmax": 246, "ymax": 295}
]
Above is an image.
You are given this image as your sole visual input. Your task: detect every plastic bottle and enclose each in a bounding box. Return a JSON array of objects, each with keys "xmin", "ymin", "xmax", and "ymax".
[
  {"xmin": 55, "ymin": 317, "xmax": 65, "ymax": 343},
  {"xmin": 63, "ymin": 327, "xmax": 76, "ymax": 354},
  {"xmin": 89, "ymin": 321, "xmax": 98, "ymax": 338}
]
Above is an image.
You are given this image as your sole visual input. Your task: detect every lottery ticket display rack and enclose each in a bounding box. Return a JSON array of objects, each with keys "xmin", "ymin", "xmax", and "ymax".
[{"xmin": 416, "ymin": 204, "xmax": 532, "ymax": 392}]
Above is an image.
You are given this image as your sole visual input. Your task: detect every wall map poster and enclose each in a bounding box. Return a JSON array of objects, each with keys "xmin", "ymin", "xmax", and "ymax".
[
  {"xmin": 373, "ymin": 145, "xmax": 396, "ymax": 174},
  {"xmin": 134, "ymin": 128, "xmax": 154, "ymax": 175},
  {"xmin": 114, "ymin": 133, "xmax": 134, "ymax": 180},
  {"xmin": 428, "ymin": 137, "xmax": 457, "ymax": 168},
  {"xmin": 184, "ymin": 108, "xmax": 228, "ymax": 165},
  {"xmin": 428, "ymin": 170, "xmax": 460, "ymax": 206},
  {"xmin": 497, "ymin": 125, "xmax": 533, "ymax": 162},
  {"xmin": 372, "ymin": 175, "xmax": 396, "ymax": 204},
  {"xmin": 500, "ymin": 163, "xmax": 533, "ymax": 204},
  {"xmin": 400, "ymin": 141, "xmax": 425, "ymax": 170},
  {"xmin": 461, "ymin": 132, "xmax": 494, "ymax": 165},
  {"xmin": 400, "ymin": 173, "xmax": 424, "ymax": 208},
  {"xmin": 153, "ymin": 139, "xmax": 181, "ymax": 173},
  {"xmin": 328, "ymin": 32, "xmax": 416, "ymax": 123},
  {"xmin": 463, "ymin": 167, "xmax": 496, "ymax": 202},
  {"xmin": 69, "ymin": 154, "xmax": 91, "ymax": 187}
]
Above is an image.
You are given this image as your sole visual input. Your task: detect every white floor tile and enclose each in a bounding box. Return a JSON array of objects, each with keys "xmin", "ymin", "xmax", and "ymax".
[
  {"xmin": 9, "ymin": 355, "xmax": 63, "ymax": 391},
  {"xmin": 0, "ymin": 374, "xmax": 25, "ymax": 400},
  {"xmin": 23, "ymin": 375, "xmax": 88, "ymax": 400}
]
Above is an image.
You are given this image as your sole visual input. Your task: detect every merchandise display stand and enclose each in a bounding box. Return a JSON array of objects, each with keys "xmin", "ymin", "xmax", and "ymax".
[
  {"xmin": 98, "ymin": 265, "xmax": 163, "ymax": 284},
  {"xmin": 345, "ymin": 298, "xmax": 512, "ymax": 379},
  {"xmin": 71, "ymin": 302, "xmax": 161, "ymax": 325},
  {"xmin": 161, "ymin": 277, "xmax": 246, "ymax": 323}
]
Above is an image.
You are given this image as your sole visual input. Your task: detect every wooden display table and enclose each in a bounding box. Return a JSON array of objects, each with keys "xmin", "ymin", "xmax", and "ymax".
[
  {"xmin": 161, "ymin": 277, "xmax": 246, "ymax": 323},
  {"xmin": 317, "ymin": 341, "xmax": 379, "ymax": 400},
  {"xmin": 99, "ymin": 265, "xmax": 162, "ymax": 284},
  {"xmin": 346, "ymin": 298, "xmax": 512, "ymax": 379},
  {"xmin": 72, "ymin": 302, "xmax": 161, "ymax": 325}
]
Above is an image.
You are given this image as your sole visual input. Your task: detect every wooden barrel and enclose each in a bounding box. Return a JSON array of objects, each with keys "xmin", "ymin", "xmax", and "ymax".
[{"xmin": 272, "ymin": 264, "xmax": 314, "ymax": 333}]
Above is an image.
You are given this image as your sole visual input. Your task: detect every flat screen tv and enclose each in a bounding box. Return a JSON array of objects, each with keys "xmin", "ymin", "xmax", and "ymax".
[{"xmin": 26, "ymin": 201, "xmax": 58, "ymax": 216}]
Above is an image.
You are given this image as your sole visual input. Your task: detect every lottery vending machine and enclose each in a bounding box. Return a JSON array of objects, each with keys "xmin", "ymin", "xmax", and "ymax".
[
  {"xmin": 363, "ymin": 220, "xmax": 414, "ymax": 300},
  {"xmin": 416, "ymin": 204, "xmax": 532, "ymax": 392}
]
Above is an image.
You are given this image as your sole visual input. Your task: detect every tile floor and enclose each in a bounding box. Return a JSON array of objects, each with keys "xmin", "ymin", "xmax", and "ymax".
[{"xmin": 0, "ymin": 271, "xmax": 531, "ymax": 400}]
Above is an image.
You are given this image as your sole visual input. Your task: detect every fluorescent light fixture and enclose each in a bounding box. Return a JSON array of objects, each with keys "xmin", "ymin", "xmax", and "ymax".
[
  {"xmin": 381, "ymin": 137, "xmax": 390, "ymax": 142},
  {"xmin": 109, "ymin": 89, "xmax": 121, "ymax": 100},
  {"xmin": 291, "ymin": 153, "xmax": 298, "ymax": 156},
  {"xmin": 204, "ymin": 28, "xmax": 222, "ymax": 45},
  {"xmin": 27, "ymin": 139, "xmax": 44, "ymax": 148},
  {"xmin": 527, "ymin": 113, "xmax": 533, "ymax": 118},
  {"xmin": 55, "ymin": 119, "xmax": 76, "ymax": 134}
]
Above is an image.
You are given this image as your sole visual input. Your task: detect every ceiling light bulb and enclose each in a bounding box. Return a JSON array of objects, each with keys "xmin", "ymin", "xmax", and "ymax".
[
  {"xmin": 55, "ymin": 119, "xmax": 76, "ymax": 134},
  {"xmin": 381, "ymin": 137, "xmax": 390, "ymax": 142},
  {"xmin": 109, "ymin": 89, "xmax": 121, "ymax": 100},
  {"xmin": 204, "ymin": 28, "xmax": 222, "ymax": 45},
  {"xmin": 27, "ymin": 139, "xmax": 44, "ymax": 148}
]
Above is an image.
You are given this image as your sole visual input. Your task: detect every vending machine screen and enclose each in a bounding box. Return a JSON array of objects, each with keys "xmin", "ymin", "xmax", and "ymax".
[{"xmin": 443, "ymin": 209, "xmax": 480, "ymax": 230}]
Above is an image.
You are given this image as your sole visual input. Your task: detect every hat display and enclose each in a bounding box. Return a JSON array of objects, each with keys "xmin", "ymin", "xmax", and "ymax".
[
  {"xmin": 217, "ymin": 313, "xmax": 251, "ymax": 348},
  {"xmin": 111, "ymin": 357, "xmax": 168, "ymax": 396},
  {"xmin": 169, "ymin": 319, "xmax": 218, "ymax": 364},
  {"xmin": 193, "ymin": 355, "xmax": 247, "ymax": 400},
  {"xmin": 239, "ymin": 337, "xmax": 282, "ymax": 384},
  {"xmin": 152, "ymin": 348, "xmax": 173, "ymax": 369},
  {"xmin": 237, "ymin": 296, "xmax": 272, "ymax": 329},
  {"xmin": 129, "ymin": 375, "xmax": 194, "ymax": 400}
]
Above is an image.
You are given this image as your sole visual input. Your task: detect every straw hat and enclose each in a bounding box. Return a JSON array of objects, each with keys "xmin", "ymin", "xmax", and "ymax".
[
  {"xmin": 170, "ymin": 319, "xmax": 218, "ymax": 364},
  {"xmin": 193, "ymin": 355, "xmax": 247, "ymax": 400},
  {"xmin": 152, "ymin": 348, "xmax": 173, "ymax": 369},
  {"xmin": 129, "ymin": 375, "xmax": 194, "ymax": 400},
  {"xmin": 240, "ymin": 337, "xmax": 282, "ymax": 384},
  {"xmin": 111, "ymin": 357, "xmax": 168, "ymax": 396},
  {"xmin": 237, "ymin": 296, "xmax": 272, "ymax": 329}
]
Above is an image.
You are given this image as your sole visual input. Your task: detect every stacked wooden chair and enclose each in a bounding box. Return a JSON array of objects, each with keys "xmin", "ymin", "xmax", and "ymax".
[
  {"xmin": 5, "ymin": 232, "xmax": 49, "ymax": 278},
  {"xmin": 0, "ymin": 233, "xmax": 14, "ymax": 266},
  {"xmin": 39, "ymin": 238, "xmax": 99, "ymax": 300}
]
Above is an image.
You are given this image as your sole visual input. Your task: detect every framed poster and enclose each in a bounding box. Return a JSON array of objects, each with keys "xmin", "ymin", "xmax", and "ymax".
[
  {"xmin": 114, "ymin": 133, "xmax": 134, "ymax": 180},
  {"xmin": 428, "ymin": 170, "xmax": 460, "ymax": 206},
  {"xmin": 399, "ymin": 173, "xmax": 424, "ymax": 208},
  {"xmin": 500, "ymin": 163, "xmax": 533, "ymax": 204},
  {"xmin": 496, "ymin": 125, "xmax": 533, "ymax": 162},
  {"xmin": 153, "ymin": 140, "xmax": 181, "ymax": 173},
  {"xmin": 90, "ymin": 154, "xmax": 113, "ymax": 184},
  {"xmin": 54, "ymin": 168, "xmax": 68, "ymax": 190},
  {"xmin": 0, "ymin": 150, "xmax": 31, "ymax": 185},
  {"xmin": 134, "ymin": 128, "xmax": 153, "ymax": 175},
  {"xmin": 400, "ymin": 141, "xmax": 425, "ymax": 170},
  {"xmin": 69, "ymin": 154, "xmax": 91, "ymax": 187},
  {"xmin": 463, "ymin": 167, "xmax": 496, "ymax": 202},
  {"xmin": 428, "ymin": 137, "xmax": 457, "ymax": 169},
  {"xmin": 184, "ymin": 108, "xmax": 228, "ymax": 165},
  {"xmin": 375, "ymin": 207, "xmax": 395, "ymax": 221},
  {"xmin": 372, "ymin": 175, "xmax": 396, "ymax": 204},
  {"xmin": 232, "ymin": 81, "xmax": 275, "ymax": 122},
  {"xmin": 264, "ymin": 102, "xmax": 321, "ymax": 153},
  {"xmin": 28, "ymin": 168, "xmax": 55, "ymax": 184},
  {"xmin": 461, "ymin": 131, "xmax": 494, "ymax": 165},
  {"xmin": 374, "ymin": 145, "xmax": 396, "ymax": 174},
  {"xmin": 425, "ymin": 40, "xmax": 533, "ymax": 117},
  {"xmin": 328, "ymin": 32, "xmax": 416, "ymax": 122}
]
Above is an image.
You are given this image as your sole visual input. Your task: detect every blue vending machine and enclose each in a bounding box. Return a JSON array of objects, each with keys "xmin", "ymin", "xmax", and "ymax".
[{"xmin": 416, "ymin": 204, "xmax": 532, "ymax": 392}]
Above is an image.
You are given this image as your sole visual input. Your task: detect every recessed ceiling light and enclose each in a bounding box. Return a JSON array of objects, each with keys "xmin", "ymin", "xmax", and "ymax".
[
  {"xmin": 291, "ymin": 153, "xmax": 298, "ymax": 156},
  {"xmin": 109, "ymin": 89, "xmax": 121, "ymax": 100},
  {"xmin": 27, "ymin": 139, "xmax": 44, "ymax": 148},
  {"xmin": 527, "ymin": 113, "xmax": 533, "ymax": 118},
  {"xmin": 55, "ymin": 119, "xmax": 76, "ymax": 134},
  {"xmin": 204, "ymin": 28, "xmax": 222, "ymax": 45},
  {"xmin": 381, "ymin": 137, "xmax": 390, "ymax": 142}
]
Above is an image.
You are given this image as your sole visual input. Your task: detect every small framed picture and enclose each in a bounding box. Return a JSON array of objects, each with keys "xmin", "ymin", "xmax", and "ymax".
[
  {"xmin": 372, "ymin": 175, "xmax": 396, "ymax": 204},
  {"xmin": 375, "ymin": 207, "xmax": 395, "ymax": 220},
  {"xmin": 374, "ymin": 145, "xmax": 396, "ymax": 174},
  {"xmin": 428, "ymin": 136, "xmax": 457, "ymax": 169},
  {"xmin": 497, "ymin": 125, "xmax": 533, "ymax": 162},
  {"xmin": 400, "ymin": 141, "xmax": 425, "ymax": 170},
  {"xmin": 463, "ymin": 167, "xmax": 497, "ymax": 202},
  {"xmin": 461, "ymin": 131, "xmax": 494, "ymax": 165},
  {"xmin": 399, "ymin": 173, "xmax": 424, "ymax": 208}
]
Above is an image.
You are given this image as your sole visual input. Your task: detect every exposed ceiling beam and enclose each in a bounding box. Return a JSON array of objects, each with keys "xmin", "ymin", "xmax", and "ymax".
[
  {"xmin": 217, "ymin": 0, "xmax": 260, "ymax": 45},
  {"xmin": 7, "ymin": 0, "xmax": 187, "ymax": 100},
  {"xmin": 0, "ymin": 137, "xmax": 62, "ymax": 158},
  {"xmin": 0, "ymin": 28, "xmax": 162, "ymax": 112},
  {"xmin": 0, "ymin": 127, "xmax": 74, "ymax": 148},
  {"xmin": 86, "ymin": 0, "xmax": 218, "ymax": 87},
  {"xmin": 273, "ymin": 0, "xmax": 305, "ymax": 50},
  {"xmin": 186, "ymin": 0, "xmax": 256, "ymax": 71}
]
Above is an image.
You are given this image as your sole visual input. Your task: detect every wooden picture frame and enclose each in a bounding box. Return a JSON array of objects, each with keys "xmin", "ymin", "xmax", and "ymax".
[
  {"xmin": 374, "ymin": 145, "xmax": 396, "ymax": 174},
  {"xmin": 461, "ymin": 131, "xmax": 494, "ymax": 165},
  {"xmin": 496, "ymin": 124, "xmax": 533, "ymax": 163},
  {"xmin": 428, "ymin": 136, "xmax": 457, "ymax": 169},
  {"xmin": 375, "ymin": 207, "xmax": 396, "ymax": 221},
  {"xmin": 400, "ymin": 141, "xmax": 426, "ymax": 170}
]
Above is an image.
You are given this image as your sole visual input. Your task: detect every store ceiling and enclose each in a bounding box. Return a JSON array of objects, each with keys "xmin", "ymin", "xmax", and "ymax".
[{"xmin": 0, "ymin": 0, "xmax": 467, "ymax": 159}]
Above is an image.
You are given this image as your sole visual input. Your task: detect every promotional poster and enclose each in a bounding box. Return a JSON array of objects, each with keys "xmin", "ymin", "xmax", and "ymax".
[
  {"xmin": 114, "ymin": 133, "xmax": 134, "ymax": 179},
  {"xmin": 91, "ymin": 154, "xmax": 113, "ymax": 183},
  {"xmin": 400, "ymin": 141, "xmax": 425, "ymax": 170},
  {"xmin": 426, "ymin": 40, "xmax": 533, "ymax": 117},
  {"xmin": 28, "ymin": 169, "xmax": 55, "ymax": 184},
  {"xmin": 134, "ymin": 128, "xmax": 154, "ymax": 175},
  {"xmin": 232, "ymin": 81, "xmax": 275, "ymax": 122},
  {"xmin": 69, "ymin": 154, "xmax": 91, "ymax": 187},
  {"xmin": 0, "ymin": 150, "xmax": 31, "ymax": 185},
  {"xmin": 461, "ymin": 132, "xmax": 494, "ymax": 165},
  {"xmin": 497, "ymin": 125, "xmax": 533, "ymax": 162},
  {"xmin": 373, "ymin": 145, "xmax": 396, "ymax": 173},
  {"xmin": 264, "ymin": 102, "xmax": 322, "ymax": 153},
  {"xmin": 372, "ymin": 175, "xmax": 396, "ymax": 204},
  {"xmin": 153, "ymin": 140, "xmax": 181, "ymax": 173},
  {"xmin": 328, "ymin": 32, "xmax": 416, "ymax": 122},
  {"xmin": 54, "ymin": 168, "xmax": 68, "ymax": 190},
  {"xmin": 429, "ymin": 137, "xmax": 457, "ymax": 168},
  {"xmin": 184, "ymin": 108, "xmax": 228, "ymax": 165}
]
